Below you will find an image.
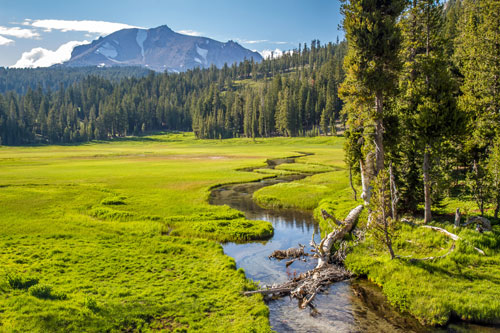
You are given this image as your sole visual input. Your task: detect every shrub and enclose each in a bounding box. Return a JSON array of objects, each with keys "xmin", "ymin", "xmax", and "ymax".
[
  {"xmin": 84, "ymin": 296, "xmax": 99, "ymax": 312},
  {"xmin": 100, "ymin": 196, "xmax": 126, "ymax": 205},
  {"xmin": 29, "ymin": 284, "xmax": 67, "ymax": 300},
  {"xmin": 6, "ymin": 274, "xmax": 39, "ymax": 290}
]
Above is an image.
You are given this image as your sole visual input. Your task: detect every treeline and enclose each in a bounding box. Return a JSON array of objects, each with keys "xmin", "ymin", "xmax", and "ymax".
[
  {"xmin": 342, "ymin": 0, "xmax": 500, "ymax": 220},
  {"xmin": 0, "ymin": 66, "xmax": 152, "ymax": 95},
  {"xmin": 0, "ymin": 40, "xmax": 346, "ymax": 145}
]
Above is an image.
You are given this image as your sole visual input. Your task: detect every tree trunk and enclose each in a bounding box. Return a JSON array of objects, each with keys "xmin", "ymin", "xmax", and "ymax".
[
  {"xmin": 454, "ymin": 208, "xmax": 461, "ymax": 228},
  {"xmin": 423, "ymin": 147, "xmax": 432, "ymax": 223},
  {"xmin": 375, "ymin": 92, "xmax": 384, "ymax": 174},
  {"xmin": 360, "ymin": 159, "xmax": 371, "ymax": 205},
  {"xmin": 495, "ymin": 202, "xmax": 499, "ymax": 220},
  {"xmin": 389, "ymin": 163, "xmax": 398, "ymax": 221},
  {"xmin": 349, "ymin": 164, "xmax": 357, "ymax": 201}
]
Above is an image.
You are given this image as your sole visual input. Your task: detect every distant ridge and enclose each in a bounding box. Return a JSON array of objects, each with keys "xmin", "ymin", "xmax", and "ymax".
[{"xmin": 63, "ymin": 25, "xmax": 263, "ymax": 72}]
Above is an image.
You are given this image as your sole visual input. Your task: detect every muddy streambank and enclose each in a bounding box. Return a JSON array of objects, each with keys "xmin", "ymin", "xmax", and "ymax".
[{"xmin": 209, "ymin": 155, "xmax": 492, "ymax": 332}]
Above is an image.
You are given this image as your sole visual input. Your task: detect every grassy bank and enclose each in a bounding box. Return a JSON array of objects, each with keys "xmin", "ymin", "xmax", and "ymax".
[
  {"xmin": 251, "ymin": 143, "xmax": 500, "ymax": 326},
  {"xmin": 0, "ymin": 133, "xmax": 342, "ymax": 332}
]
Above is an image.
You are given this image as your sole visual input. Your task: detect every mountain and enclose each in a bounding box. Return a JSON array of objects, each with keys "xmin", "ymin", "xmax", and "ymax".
[{"xmin": 63, "ymin": 25, "xmax": 263, "ymax": 72}]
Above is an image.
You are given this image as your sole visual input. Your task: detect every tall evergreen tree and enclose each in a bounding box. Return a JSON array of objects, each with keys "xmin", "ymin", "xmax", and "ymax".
[
  {"xmin": 397, "ymin": 0, "xmax": 461, "ymax": 222},
  {"xmin": 455, "ymin": 0, "xmax": 500, "ymax": 215},
  {"xmin": 340, "ymin": 0, "xmax": 406, "ymax": 204}
]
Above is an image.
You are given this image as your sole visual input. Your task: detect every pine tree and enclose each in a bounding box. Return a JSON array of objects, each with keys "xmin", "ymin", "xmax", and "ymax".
[
  {"xmin": 340, "ymin": 0, "xmax": 405, "ymax": 206},
  {"xmin": 456, "ymin": 0, "xmax": 500, "ymax": 215},
  {"xmin": 397, "ymin": 0, "xmax": 461, "ymax": 222}
]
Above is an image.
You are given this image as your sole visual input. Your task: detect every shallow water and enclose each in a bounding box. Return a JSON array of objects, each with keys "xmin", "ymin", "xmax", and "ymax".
[{"xmin": 209, "ymin": 163, "xmax": 498, "ymax": 332}]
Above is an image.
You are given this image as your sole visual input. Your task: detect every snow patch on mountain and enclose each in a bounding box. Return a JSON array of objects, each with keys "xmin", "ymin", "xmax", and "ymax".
[
  {"xmin": 136, "ymin": 29, "xmax": 147, "ymax": 59},
  {"xmin": 96, "ymin": 42, "xmax": 117, "ymax": 58},
  {"xmin": 196, "ymin": 45, "xmax": 208, "ymax": 62}
]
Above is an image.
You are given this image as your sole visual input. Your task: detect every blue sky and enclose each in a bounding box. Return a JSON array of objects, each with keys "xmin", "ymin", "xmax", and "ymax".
[{"xmin": 0, "ymin": 0, "xmax": 343, "ymax": 68}]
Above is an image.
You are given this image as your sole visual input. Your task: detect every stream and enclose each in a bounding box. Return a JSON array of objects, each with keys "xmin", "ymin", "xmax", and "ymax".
[{"xmin": 209, "ymin": 157, "xmax": 496, "ymax": 332}]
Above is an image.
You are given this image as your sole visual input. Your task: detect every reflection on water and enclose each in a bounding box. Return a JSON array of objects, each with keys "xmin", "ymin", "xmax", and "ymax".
[{"xmin": 209, "ymin": 166, "xmax": 497, "ymax": 332}]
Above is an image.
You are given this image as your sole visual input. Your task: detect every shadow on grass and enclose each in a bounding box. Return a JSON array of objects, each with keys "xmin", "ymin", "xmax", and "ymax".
[
  {"xmin": 1, "ymin": 131, "xmax": 188, "ymax": 148},
  {"xmin": 407, "ymin": 257, "xmax": 500, "ymax": 285}
]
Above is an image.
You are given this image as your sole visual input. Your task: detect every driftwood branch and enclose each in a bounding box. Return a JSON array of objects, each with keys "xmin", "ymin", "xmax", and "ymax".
[
  {"xmin": 402, "ymin": 219, "xmax": 486, "ymax": 256},
  {"xmin": 405, "ymin": 243, "xmax": 456, "ymax": 262},
  {"xmin": 421, "ymin": 225, "xmax": 485, "ymax": 255},
  {"xmin": 269, "ymin": 244, "xmax": 306, "ymax": 260},
  {"xmin": 321, "ymin": 209, "xmax": 342, "ymax": 226},
  {"xmin": 243, "ymin": 287, "xmax": 292, "ymax": 296}
]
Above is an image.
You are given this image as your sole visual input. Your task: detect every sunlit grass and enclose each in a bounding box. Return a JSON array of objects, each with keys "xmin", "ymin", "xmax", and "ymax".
[{"xmin": 0, "ymin": 132, "xmax": 342, "ymax": 331}]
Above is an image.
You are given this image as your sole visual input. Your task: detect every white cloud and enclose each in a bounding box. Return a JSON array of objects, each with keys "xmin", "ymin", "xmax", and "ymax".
[
  {"xmin": 235, "ymin": 39, "xmax": 289, "ymax": 46},
  {"xmin": 0, "ymin": 35, "xmax": 14, "ymax": 46},
  {"xmin": 177, "ymin": 30, "xmax": 203, "ymax": 37},
  {"xmin": 260, "ymin": 48, "xmax": 283, "ymax": 59},
  {"xmin": 237, "ymin": 39, "xmax": 268, "ymax": 44},
  {"xmin": 0, "ymin": 26, "xmax": 39, "ymax": 39},
  {"xmin": 26, "ymin": 19, "xmax": 142, "ymax": 35},
  {"xmin": 12, "ymin": 40, "xmax": 89, "ymax": 68}
]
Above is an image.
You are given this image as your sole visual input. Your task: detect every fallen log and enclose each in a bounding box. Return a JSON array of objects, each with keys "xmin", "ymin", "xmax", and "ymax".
[
  {"xmin": 406, "ymin": 243, "xmax": 456, "ymax": 262},
  {"xmin": 421, "ymin": 225, "xmax": 485, "ymax": 255},
  {"xmin": 313, "ymin": 205, "xmax": 364, "ymax": 269},
  {"xmin": 463, "ymin": 216, "xmax": 492, "ymax": 232},
  {"xmin": 243, "ymin": 287, "xmax": 292, "ymax": 296},
  {"xmin": 269, "ymin": 244, "xmax": 306, "ymax": 260}
]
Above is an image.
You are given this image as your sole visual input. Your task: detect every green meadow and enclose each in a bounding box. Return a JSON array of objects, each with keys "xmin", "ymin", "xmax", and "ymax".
[{"xmin": 0, "ymin": 133, "xmax": 343, "ymax": 332}]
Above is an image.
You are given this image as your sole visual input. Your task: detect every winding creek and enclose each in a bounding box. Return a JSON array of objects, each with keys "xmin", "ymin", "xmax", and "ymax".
[{"xmin": 209, "ymin": 156, "xmax": 496, "ymax": 332}]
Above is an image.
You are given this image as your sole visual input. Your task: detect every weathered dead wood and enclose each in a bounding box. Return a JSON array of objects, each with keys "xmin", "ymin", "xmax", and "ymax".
[
  {"xmin": 313, "ymin": 205, "xmax": 364, "ymax": 269},
  {"xmin": 321, "ymin": 209, "xmax": 342, "ymax": 226},
  {"xmin": 349, "ymin": 164, "xmax": 357, "ymax": 201},
  {"xmin": 299, "ymin": 286, "xmax": 320, "ymax": 309},
  {"xmin": 242, "ymin": 287, "xmax": 293, "ymax": 296},
  {"xmin": 421, "ymin": 225, "xmax": 485, "ymax": 255},
  {"xmin": 463, "ymin": 216, "xmax": 492, "ymax": 232},
  {"xmin": 285, "ymin": 258, "xmax": 306, "ymax": 267},
  {"xmin": 404, "ymin": 243, "xmax": 456, "ymax": 262},
  {"xmin": 269, "ymin": 244, "xmax": 306, "ymax": 260},
  {"xmin": 454, "ymin": 208, "xmax": 461, "ymax": 228}
]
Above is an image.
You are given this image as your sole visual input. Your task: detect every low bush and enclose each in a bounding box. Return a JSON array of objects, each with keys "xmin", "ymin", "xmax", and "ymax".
[
  {"xmin": 6, "ymin": 273, "xmax": 39, "ymax": 290},
  {"xmin": 29, "ymin": 284, "xmax": 67, "ymax": 300},
  {"xmin": 100, "ymin": 196, "xmax": 127, "ymax": 205}
]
